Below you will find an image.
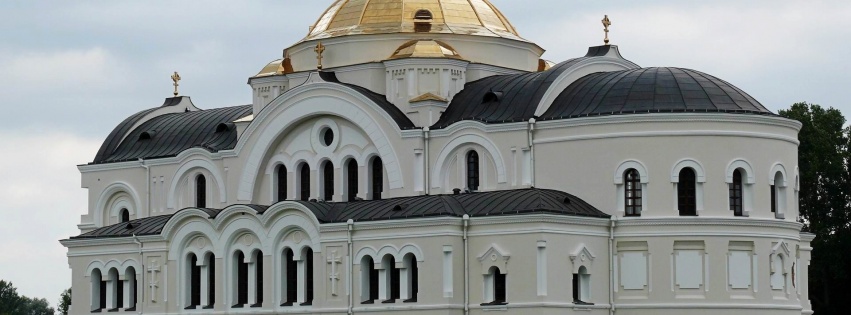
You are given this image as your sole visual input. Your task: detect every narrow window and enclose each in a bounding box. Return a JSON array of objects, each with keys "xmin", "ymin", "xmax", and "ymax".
[
  {"xmin": 299, "ymin": 164, "xmax": 310, "ymax": 201},
  {"xmin": 771, "ymin": 182, "xmax": 776, "ymax": 213},
  {"xmin": 99, "ymin": 275, "xmax": 107, "ymax": 311},
  {"xmin": 371, "ymin": 157, "xmax": 384, "ymax": 200},
  {"xmin": 302, "ymin": 248, "xmax": 314, "ymax": 306},
  {"xmin": 484, "ymin": 266, "xmax": 506, "ymax": 305},
  {"xmin": 466, "ymin": 151, "xmax": 480, "ymax": 191},
  {"xmin": 624, "ymin": 169, "xmax": 642, "ymax": 216},
  {"xmin": 361, "ymin": 256, "xmax": 379, "ymax": 304},
  {"xmin": 91, "ymin": 269, "xmax": 104, "ymax": 311},
  {"xmin": 276, "ymin": 165, "xmax": 287, "ymax": 202},
  {"xmin": 677, "ymin": 168, "xmax": 697, "ymax": 216},
  {"xmin": 282, "ymin": 249, "xmax": 297, "ymax": 306},
  {"xmin": 730, "ymin": 169, "xmax": 743, "ymax": 216},
  {"xmin": 115, "ymin": 273, "xmax": 124, "ymax": 310},
  {"xmin": 119, "ymin": 209, "xmax": 130, "ymax": 223},
  {"xmin": 126, "ymin": 267, "xmax": 137, "ymax": 311},
  {"xmin": 323, "ymin": 161, "xmax": 334, "ymax": 201},
  {"xmin": 234, "ymin": 251, "xmax": 248, "ymax": 307},
  {"xmin": 196, "ymin": 174, "xmax": 207, "ymax": 208},
  {"xmin": 253, "ymin": 251, "xmax": 263, "ymax": 307},
  {"xmin": 381, "ymin": 255, "xmax": 399, "ymax": 303},
  {"xmin": 188, "ymin": 254, "xmax": 201, "ymax": 309},
  {"xmin": 347, "ymin": 159, "xmax": 359, "ymax": 201},
  {"xmin": 207, "ymin": 253, "xmax": 215, "ymax": 308},
  {"xmin": 573, "ymin": 266, "xmax": 592, "ymax": 304},
  {"xmin": 403, "ymin": 254, "xmax": 418, "ymax": 302}
]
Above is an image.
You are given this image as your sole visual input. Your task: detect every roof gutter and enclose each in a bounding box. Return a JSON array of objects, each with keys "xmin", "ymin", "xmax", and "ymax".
[{"xmin": 528, "ymin": 118, "xmax": 537, "ymax": 187}]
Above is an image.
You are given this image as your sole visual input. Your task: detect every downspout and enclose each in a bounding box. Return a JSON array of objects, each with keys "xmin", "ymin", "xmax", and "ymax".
[
  {"xmin": 347, "ymin": 219, "xmax": 354, "ymax": 315},
  {"xmin": 138, "ymin": 158, "xmax": 150, "ymax": 217},
  {"xmin": 424, "ymin": 127, "xmax": 430, "ymax": 195},
  {"xmin": 527, "ymin": 119, "xmax": 536, "ymax": 187},
  {"xmin": 609, "ymin": 218, "xmax": 616, "ymax": 315},
  {"xmin": 133, "ymin": 234, "xmax": 143, "ymax": 314},
  {"xmin": 463, "ymin": 215, "xmax": 470, "ymax": 315}
]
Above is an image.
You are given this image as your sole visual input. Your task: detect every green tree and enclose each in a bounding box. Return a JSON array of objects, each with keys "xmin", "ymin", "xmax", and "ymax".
[
  {"xmin": 0, "ymin": 280, "xmax": 22, "ymax": 315},
  {"xmin": 58, "ymin": 288, "xmax": 71, "ymax": 315},
  {"xmin": 780, "ymin": 102, "xmax": 851, "ymax": 315},
  {"xmin": 17, "ymin": 296, "xmax": 54, "ymax": 315}
]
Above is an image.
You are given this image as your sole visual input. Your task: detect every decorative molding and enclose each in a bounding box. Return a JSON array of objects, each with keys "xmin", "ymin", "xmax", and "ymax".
[
  {"xmin": 537, "ymin": 130, "xmax": 800, "ymax": 147},
  {"xmin": 534, "ymin": 57, "xmax": 641, "ymax": 116},
  {"xmin": 615, "ymin": 217, "xmax": 803, "ymax": 230},
  {"xmin": 431, "ymin": 133, "xmax": 507, "ymax": 188},
  {"xmin": 535, "ymin": 112, "xmax": 802, "ymax": 132}
]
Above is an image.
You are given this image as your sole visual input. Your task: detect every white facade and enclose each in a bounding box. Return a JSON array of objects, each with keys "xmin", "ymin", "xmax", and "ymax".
[{"xmin": 61, "ymin": 1, "xmax": 813, "ymax": 315}]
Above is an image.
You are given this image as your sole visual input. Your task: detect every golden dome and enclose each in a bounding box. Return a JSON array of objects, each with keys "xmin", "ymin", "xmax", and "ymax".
[
  {"xmin": 254, "ymin": 56, "xmax": 294, "ymax": 77},
  {"xmin": 305, "ymin": 0, "xmax": 526, "ymax": 42},
  {"xmin": 389, "ymin": 40, "xmax": 463, "ymax": 60}
]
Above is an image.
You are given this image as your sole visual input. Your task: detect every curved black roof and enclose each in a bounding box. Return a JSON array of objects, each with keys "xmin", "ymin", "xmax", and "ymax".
[
  {"xmin": 92, "ymin": 105, "xmax": 252, "ymax": 164},
  {"xmin": 69, "ymin": 188, "xmax": 608, "ymax": 239},
  {"xmin": 318, "ymin": 71, "xmax": 416, "ymax": 130},
  {"xmin": 540, "ymin": 67, "xmax": 773, "ymax": 120}
]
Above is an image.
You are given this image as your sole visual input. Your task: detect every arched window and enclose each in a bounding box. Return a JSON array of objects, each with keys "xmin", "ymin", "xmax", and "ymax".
[
  {"xmin": 361, "ymin": 256, "xmax": 379, "ymax": 304},
  {"xmin": 196, "ymin": 174, "xmax": 207, "ymax": 208},
  {"xmin": 381, "ymin": 255, "xmax": 400, "ymax": 303},
  {"xmin": 346, "ymin": 159, "xmax": 359, "ymax": 202},
  {"xmin": 624, "ymin": 169, "xmax": 642, "ymax": 216},
  {"xmin": 234, "ymin": 251, "xmax": 248, "ymax": 308},
  {"xmin": 302, "ymin": 248, "xmax": 314, "ymax": 306},
  {"xmin": 772, "ymin": 172, "xmax": 786, "ymax": 218},
  {"xmin": 187, "ymin": 254, "xmax": 201, "ymax": 309},
  {"xmin": 467, "ymin": 150, "xmax": 480, "ymax": 191},
  {"xmin": 119, "ymin": 208, "xmax": 130, "ymax": 223},
  {"xmin": 323, "ymin": 161, "xmax": 334, "ymax": 201},
  {"xmin": 91, "ymin": 269, "xmax": 105, "ymax": 312},
  {"xmin": 677, "ymin": 168, "xmax": 697, "ymax": 216},
  {"xmin": 125, "ymin": 267, "xmax": 138, "ymax": 311},
  {"xmin": 729, "ymin": 169, "xmax": 744, "ymax": 216},
  {"xmin": 483, "ymin": 266, "xmax": 506, "ymax": 305},
  {"xmin": 107, "ymin": 268, "xmax": 121, "ymax": 311},
  {"xmin": 299, "ymin": 164, "xmax": 310, "ymax": 201},
  {"xmin": 206, "ymin": 253, "xmax": 215, "ymax": 308},
  {"xmin": 282, "ymin": 249, "xmax": 297, "ymax": 306},
  {"xmin": 276, "ymin": 165, "xmax": 287, "ymax": 202},
  {"xmin": 403, "ymin": 253, "xmax": 418, "ymax": 302},
  {"xmin": 371, "ymin": 157, "xmax": 384, "ymax": 200},
  {"xmin": 573, "ymin": 266, "xmax": 591, "ymax": 304},
  {"xmin": 253, "ymin": 251, "xmax": 264, "ymax": 308}
]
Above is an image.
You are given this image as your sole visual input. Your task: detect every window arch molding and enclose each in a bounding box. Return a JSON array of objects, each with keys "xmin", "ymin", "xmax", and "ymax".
[
  {"xmin": 670, "ymin": 159, "xmax": 707, "ymax": 183},
  {"xmin": 179, "ymin": 236, "xmax": 215, "ymax": 310},
  {"xmin": 223, "ymin": 230, "xmax": 265, "ymax": 308},
  {"xmin": 109, "ymin": 198, "xmax": 135, "ymax": 225},
  {"xmin": 726, "ymin": 159, "xmax": 756, "ymax": 184},
  {"xmin": 432, "ymin": 134, "xmax": 507, "ymax": 190},
  {"xmin": 85, "ymin": 259, "xmax": 142, "ymax": 279},
  {"xmin": 94, "ymin": 182, "xmax": 141, "ymax": 227},
  {"xmin": 614, "ymin": 160, "xmax": 649, "ymax": 184},
  {"xmin": 770, "ymin": 163, "xmax": 789, "ymax": 187},
  {"xmin": 318, "ymin": 158, "xmax": 335, "ymax": 201},
  {"xmin": 726, "ymin": 159, "xmax": 756, "ymax": 217},
  {"xmin": 168, "ymin": 158, "xmax": 227, "ymax": 210}
]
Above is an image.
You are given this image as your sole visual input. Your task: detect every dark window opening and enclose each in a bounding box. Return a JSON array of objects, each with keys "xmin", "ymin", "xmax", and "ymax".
[
  {"xmin": 282, "ymin": 249, "xmax": 297, "ymax": 306},
  {"xmin": 301, "ymin": 248, "xmax": 314, "ymax": 306},
  {"xmin": 299, "ymin": 164, "xmax": 310, "ymax": 201},
  {"xmin": 207, "ymin": 254, "xmax": 215, "ymax": 308},
  {"xmin": 414, "ymin": 9, "xmax": 433, "ymax": 20},
  {"xmin": 467, "ymin": 151, "xmax": 480, "ymax": 191},
  {"xmin": 116, "ymin": 278, "xmax": 124, "ymax": 309},
  {"xmin": 572, "ymin": 273, "xmax": 579, "ymax": 302},
  {"xmin": 276, "ymin": 165, "xmax": 287, "ymax": 202},
  {"xmin": 624, "ymin": 169, "xmax": 642, "ymax": 216},
  {"xmin": 189, "ymin": 254, "xmax": 201, "ymax": 308},
  {"xmin": 771, "ymin": 183, "xmax": 777, "ymax": 213},
  {"xmin": 730, "ymin": 169, "xmax": 744, "ymax": 216},
  {"xmin": 347, "ymin": 159, "xmax": 358, "ymax": 202},
  {"xmin": 382, "ymin": 256, "xmax": 399, "ymax": 303},
  {"xmin": 119, "ymin": 209, "xmax": 130, "ymax": 223},
  {"xmin": 196, "ymin": 174, "xmax": 207, "ymax": 208},
  {"xmin": 99, "ymin": 280, "xmax": 107, "ymax": 310},
  {"xmin": 322, "ymin": 128, "xmax": 334, "ymax": 146},
  {"xmin": 371, "ymin": 158, "xmax": 384, "ymax": 200},
  {"xmin": 252, "ymin": 251, "xmax": 263, "ymax": 307},
  {"xmin": 677, "ymin": 168, "xmax": 697, "ymax": 216},
  {"xmin": 234, "ymin": 252, "xmax": 248, "ymax": 308},
  {"xmin": 323, "ymin": 162, "xmax": 334, "ymax": 201},
  {"xmin": 404, "ymin": 254, "xmax": 418, "ymax": 303},
  {"xmin": 362, "ymin": 257, "xmax": 379, "ymax": 304}
]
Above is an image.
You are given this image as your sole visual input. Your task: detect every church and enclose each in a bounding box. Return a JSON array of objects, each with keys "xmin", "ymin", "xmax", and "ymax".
[{"xmin": 60, "ymin": 1, "xmax": 814, "ymax": 314}]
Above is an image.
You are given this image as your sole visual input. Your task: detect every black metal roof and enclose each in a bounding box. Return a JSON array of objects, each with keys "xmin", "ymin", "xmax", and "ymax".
[
  {"xmin": 317, "ymin": 71, "xmax": 416, "ymax": 130},
  {"xmin": 539, "ymin": 67, "xmax": 774, "ymax": 120},
  {"xmin": 92, "ymin": 105, "xmax": 253, "ymax": 164},
  {"xmin": 69, "ymin": 188, "xmax": 608, "ymax": 239}
]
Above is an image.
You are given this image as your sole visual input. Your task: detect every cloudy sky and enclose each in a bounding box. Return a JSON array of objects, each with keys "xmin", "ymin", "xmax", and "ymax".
[{"xmin": 1, "ymin": 0, "xmax": 848, "ymax": 308}]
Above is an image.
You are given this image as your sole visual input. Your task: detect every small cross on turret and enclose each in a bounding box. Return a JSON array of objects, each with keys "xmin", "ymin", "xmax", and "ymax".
[
  {"xmin": 602, "ymin": 15, "xmax": 612, "ymax": 45},
  {"xmin": 171, "ymin": 71, "xmax": 181, "ymax": 96},
  {"xmin": 314, "ymin": 42, "xmax": 326, "ymax": 70}
]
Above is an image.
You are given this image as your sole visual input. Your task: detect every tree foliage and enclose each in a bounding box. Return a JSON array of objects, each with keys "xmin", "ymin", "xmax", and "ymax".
[
  {"xmin": 0, "ymin": 280, "xmax": 55, "ymax": 315},
  {"xmin": 58, "ymin": 288, "xmax": 71, "ymax": 315},
  {"xmin": 779, "ymin": 102, "xmax": 851, "ymax": 315}
]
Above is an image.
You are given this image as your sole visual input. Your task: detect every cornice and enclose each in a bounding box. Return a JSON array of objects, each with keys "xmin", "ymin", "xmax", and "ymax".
[
  {"xmin": 614, "ymin": 217, "xmax": 803, "ymax": 230},
  {"xmin": 60, "ymin": 234, "xmax": 164, "ymax": 248},
  {"xmin": 425, "ymin": 120, "xmax": 527, "ymax": 138},
  {"xmin": 535, "ymin": 130, "xmax": 800, "ymax": 146},
  {"xmin": 535, "ymin": 113, "xmax": 802, "ymax": 132},
  {"xmin": 383, "ymin": 58, "xmax": 470, "ymax": 69}
]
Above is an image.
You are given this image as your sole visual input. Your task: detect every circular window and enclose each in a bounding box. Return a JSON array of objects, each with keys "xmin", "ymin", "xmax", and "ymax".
[{"xmin": 322, "ymin": 127, "xmax": 334, "ymax": 146}]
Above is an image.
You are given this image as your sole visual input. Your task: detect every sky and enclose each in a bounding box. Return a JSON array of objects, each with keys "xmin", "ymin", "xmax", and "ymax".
[{"xmin": 0, "ymin": 0, "xmax": 849, "ymax": 308}]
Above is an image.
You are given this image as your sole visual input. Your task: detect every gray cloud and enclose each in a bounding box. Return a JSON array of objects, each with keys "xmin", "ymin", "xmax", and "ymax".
[{"xmin": 0, "ymin": 0, "xmax": 846, "ymax": 307}]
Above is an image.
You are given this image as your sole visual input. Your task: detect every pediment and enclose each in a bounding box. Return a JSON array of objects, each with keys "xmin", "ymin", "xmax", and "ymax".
[
  {"xmin": 771, "ymin": 240, "xmax": 791, "ymax": 257},
  {"xmin": 569, "ymin": 244, "xmax": 596, "ymax": 264},
  {"xmin": 477, "ymin": 244, "xmax": 510, "ymax": 263}
]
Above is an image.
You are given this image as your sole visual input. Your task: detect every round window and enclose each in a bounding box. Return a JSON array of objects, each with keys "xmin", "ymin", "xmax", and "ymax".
[{"xmin": 322, "ymin": 127, "xmax": 334, "ymax": 146}]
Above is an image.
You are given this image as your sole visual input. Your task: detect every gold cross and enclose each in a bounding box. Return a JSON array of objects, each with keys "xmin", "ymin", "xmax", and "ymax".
[
  {"xmin": 602, "ymin": 15, "xmax": 612, "ymax": 45},
  {"xmin": 171, "ymin": 71, "xmax": 181, "ymax": 96},
  {"xmin": 314, "ymin": 42, "xmax": 325, "ymax": 70}
]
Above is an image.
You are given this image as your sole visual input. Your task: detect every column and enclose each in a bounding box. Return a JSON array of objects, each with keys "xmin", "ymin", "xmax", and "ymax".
[
  {"xmin": 200, "ymin": 265, "xmax": 209, "ymax": 307},
  {"xmin": 296, "ymin": 258, "xmax": 306, "ymax": 303},
  {"xmin": 247, "ymin": 262, "xmax": 257, "ymax": 305}
]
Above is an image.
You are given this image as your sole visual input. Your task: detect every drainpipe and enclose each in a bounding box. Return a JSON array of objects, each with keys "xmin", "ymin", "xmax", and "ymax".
[
  {"xmin": 424, "ymin": 127, "xmax": 430, "ymax": 195},
  {"xmin": 527, "ymin": 119, "xmax": 536, "ymax": 187},
  {"xmin": 138, "ymin": 158, "xmax": 150, "ymax": 216},
  {"xmin": 463, "ymin": 215, "xmax": 470, "ymax": 315},
  {"xmin": 133, "ymin": 234, "xmax": 143, "ymax": 314},
  {"xmin": 609, "ymin": 218, "xmax": 616, "ymax": 315},
  {"xmin": 347, "ymin": 219, "xmax": 354, "ymax": 315}
]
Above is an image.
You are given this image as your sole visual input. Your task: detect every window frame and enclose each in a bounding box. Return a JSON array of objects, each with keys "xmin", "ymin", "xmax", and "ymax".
[
  {"xmin": 730, "ymin": 169, "xmax": 744, "ymax": 217},
  {"xmin": 195, "ymin": 174, "xmax": 207, "ymax": 208},
  {"xmin": 623, "ymin": 169, "xmax": 642, "ymax": 217},
  {"xmin": 276, "ymin": 164, "xmax": 287, "ymax": 202},
  {"xmin": 466, "ymin": 150, "xmax": 480, "ymax": 192},
  {"xmin": 677, "ymin": 168, "xmax": 698, "ymax": 216}
]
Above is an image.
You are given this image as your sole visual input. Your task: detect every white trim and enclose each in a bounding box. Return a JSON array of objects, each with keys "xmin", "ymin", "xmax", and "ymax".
[
  {"xmin": 726, "ymin": 159, "xmax": 756, "ymax": 184},
  {"xmin": 770, "ymin": 163, "xmax": 788, "ymax": 187},
  {"xmin": 167, "ymin": 158, "xmax": 227, "ymax": 209},
  {"xmin": 537, "ymin": 130, "xmax": 799, "ymax": 146},
  {"xmin": 431, "ymin": 133, "xmax": 507, "ymax": 188},
  {"xmin": 671, "ymin": 159, "xmax": 706, "ymax": 183},
  {"xmin": 535, "ymin": 112, "xmax": 802, "ymax": 132},
  {"xmin": 614, "ymin": 160, "xmax": 649, "ymax": 184},
  {"xmin": 534, "ymin": 57, "xmax": 640, "ymax": 116},
  {"xmin": 93, "ymin": 182, "xmax": 142, "ymax": 227}
]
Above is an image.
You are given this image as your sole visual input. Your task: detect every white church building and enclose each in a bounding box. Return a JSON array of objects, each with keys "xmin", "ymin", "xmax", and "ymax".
[{"xmin": 60, "ymin": 1, "xmax": 814, "ymax": 314}]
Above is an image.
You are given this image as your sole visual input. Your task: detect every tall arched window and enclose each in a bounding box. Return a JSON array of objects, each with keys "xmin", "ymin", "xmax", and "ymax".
[
  {"xmin": 125, "ymin": 267, "xmax": 138, "ymax": 311},
  {"xmin": 276, "ymin": 165, "xmax": 287, "ymax": 202},
  {"xmin": 361, "ymin": 256, "xmax": 379, "ymax": 304},
  {"xmin": 107, "ymin": 268, "xmax": 121, "ymax": 311},
  {"xmin": 346, "ymin": 159, "xmax": 359, "ymax": 202},
  {"xmin": 573, "ymin": 266, "xmax": 591, "ymax": 304},
  {"xmin": 302, "ymin": 248, "xmax": 314, "ymax": 306},
  {"xmin": 403, "ymin": 253, "xmax": 418, "ymax": 302},
  {"xmin": 91, "ymin": 269, "xmax": 105, "ymax": 312},
  {"xmin": 323, "ymin": 161, "xmax": 334, "ymax": 201},
  {"xmin": 253, "ymin": 251, "xmax": 263, "ymax": 307},
  {"xmin": 187, "ymin": 254, "xmax": 201, "ymax": 309},
  {"xmin": 729, "ymin": 169, "xmax": 744, "ymax": 216},
  {"xmin": 206, "ymin": 253, "xmax": 215, "ymax": 308},
  {"xmin": 677, "ymin": 168, "xmax": 697, "ymax": 216},
  {"xmin": 282, "ymin": 249, "xmax": 297, "ymax": 306},
  {"xmin": 234, "ymin": 251, "xmax": 248, "ymax": 308},
  {"xmin": 381, "ymin": 255, "xmax": 400, "ymax": 303},
  {"xmin": 371, "ymin": 157, "xmax": 384, "ymax": 200},
  {"xmin": 299, "ymin": 164, "xmax": 310, "ymax": 201},
  {"xmin": 483, "ymin": 266, "xmax": 506, "ymax": 305},
  {"xmin": 466, "ymin": 151, "xmax": 480, "ymax": 191},
  {"xmin": 624, "ymin": 169, "xmax": 642, "ymax": 216},
  {"xmin": 119, "ymin": 208, "xmax": 130, "ymax": 223},
  {"xmin": 196, "ymin": 174, "xmax": 207, "ymax": 208}
]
